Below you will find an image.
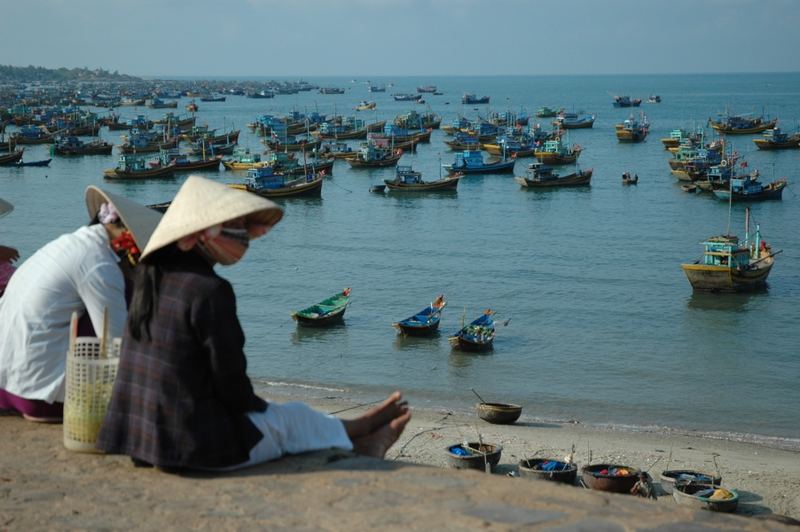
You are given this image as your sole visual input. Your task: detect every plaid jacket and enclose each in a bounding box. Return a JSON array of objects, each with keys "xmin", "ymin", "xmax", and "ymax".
[{"xmin": 97, "ymin": 253, "xmax": 267, "ymax": 468}]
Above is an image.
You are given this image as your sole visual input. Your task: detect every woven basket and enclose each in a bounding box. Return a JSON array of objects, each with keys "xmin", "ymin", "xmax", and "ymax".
[{"xmin": 63, "ymin": 336, "xmax": 121, "ymax": 452}]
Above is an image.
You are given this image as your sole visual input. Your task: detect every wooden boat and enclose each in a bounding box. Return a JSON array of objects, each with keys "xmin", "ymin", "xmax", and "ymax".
[
  {"xmin": 317, "ymin": 141, "xmax": 356, "ymax": 160},
  {"xmin": 355, "ymin": 101, "xmax": 376, "ymax": 111},
  {"xmin": 444, "ymin": 135, "xmax": 482, "ymax": 151},
  {"xmin": 119, "ymin": 131, "xmax": 180, "ymax": 154},
  {"xmin": 659, "ymin": 470, "xmax": 722, "ymax": 495},
  {"xmin": 712, "ymin": 174, "xmax": 786, "ymax": 202},
  {"xmin": 535, "ymin": 106, "xmax": 560, "ymax": 118},
  {"xmin": 482, "ymin": 139, "xmax": 537, "ymax": 158},
  {"xmin": 384, "ymin": 165, "xmax": 461, "ymax": 191},
  {"xmin": 580, "ymin": 464, "xmax": 640, "ymax": 493},
  {"xmin": 53, "ymin": 136, "xmax": 113, "ymax": 156},
  {"xmin": 14, "ymin": 158, "xmax": 51, "ymax": 167},
  {"xmin": 672, "ymin": 480, "xmax": 739, "ymax": 513},
  {"xmin": 444, "ymin": 150, "xmax": 515, "ymax": 175},
  {"xmin": 231, "ymin": 166, "xmax": 324, "ymax": 199},
  {"xmin": 615, "ymin": 114, "xmax": 649, "ymax": 143},
  {"xmin": 519, "ymin": 458, "xmax": 578, "ymax": 484},
  {"xmin": 535, "ymin": 137, "xmax": 582, "ymax": 164},
  {"xmin": 163, "ymin": 152, "xmax": 222, "ymax": 172},
  {"xmin": 515, "ymin": 162, "xmax": 592, "ymax": 188},
  {"xmin": 263, "ymin": 134, "xmax": 321, "ymax": 152},
  {"xmin": 621, "ymin": 172, "xmax": 638, "ymax": 185},
  {"xmin": 103, "ymin": 154, "xmax": 175, "ymax": 180},
  {"xmin": 222, "ymin": 147, "xmax": 268, "ymax": 170},
  {"xmin": 417, "ymin": 85, "xmax": 437, "ymax": 93},
  {"xmin": 393, "ymin": 295, "xmax": 446, "ymax": 336},
  {"xmin": 394, "ymin": 110, "xmax": 441, "ymax": 130},
  {"xmin": 660, "ymin": 128, "xmax": 703, "ymax": 150},
  {"xmin": 10, "ymin": 126, "xmax": 56, "ymax": 145},
  {"xmin": 681, "ymin": 208, "xmax": 777, "ymax": 292},
  {"xmin": 554, "ymin": 112, "xmax": 595, "ymax": 129},
  {"xmin": 461, "ymin": 93, "xmax": 490, "ymax": 105},
  {"xmin": 291, "ymin": 289, "xmax": 351, "ymax": 326},
  {"xmin": 0, "ymin": 149, "xmax": 24, "ymax": 166},
  {"xmin": 752, "ymin": 127, "xmax": 800, "ymax": 150},
  {"xmin": 199, "ymin": 95, "xmax": 226, "ymax": 102},
  {"xmin": 709, "ymin": 113, "xmax": 777, "ymax": 135},
  {"xmin": 185, "ymin": 100, "xmax": 199, "ymax": 113},
  {"xmin": 261, "ymin": 151, "xmax": 334, "ymax": 177},
  {"xmin": 448, "ymin": 310, "xmax": 495, "ymax": 352},
  {"xmin": 347, "ymin": 142, "xmax": 403, "ymax": 168},
  {"xmin": 393, "ymin": 93, "xmax": 422, "ymax": 102},
  {"xmin": 612, "ymin": 95, "xmax": 641, "ymax": 107},
  {"xmin": 146, "ymin": 98, "xmax": 178, "ymax": 109}
]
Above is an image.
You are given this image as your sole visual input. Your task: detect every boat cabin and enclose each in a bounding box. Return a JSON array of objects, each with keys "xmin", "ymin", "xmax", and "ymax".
[
  {"xmin": 116, "ymin": 154, "xmax": 149, "ymax": 171},
  {"xmin": 524, "ymin": 162, "xmax": 558, "ymax": 182},
  {"xmin": 761, "ymin": 128, "xmax": 788, "ymax": 143},
  {"xmin": 452, "ymin": 150, "xmax": 486, "ymax": 169},
  {"xmin": 229, "ymin": 147, "xmax": 262, "ymax": 164},
  {"xmin": 395, "ymin": 165, "xmax": 422, "ymax": 184},
  {"xmin": 699, "ymin": 236, "xmax": 751, "ymax": 268},
  {"xmin": 246, "ymin": 167, "xmax": 287, "ymax": 189}
]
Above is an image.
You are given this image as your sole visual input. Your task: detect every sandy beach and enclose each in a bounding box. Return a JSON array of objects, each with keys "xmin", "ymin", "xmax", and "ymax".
[
  {"xmin": 2, "ymin": 386, "xmax": 799, "ymax": 530},
  {"xmin": 281, "ymin": 387, "xmax": 800, "ymax": 519}
]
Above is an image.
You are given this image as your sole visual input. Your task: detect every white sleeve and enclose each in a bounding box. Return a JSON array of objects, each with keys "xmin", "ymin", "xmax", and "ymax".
[{"xmin": 77, "ymin": 261, "xmax": 127, "ymax": 339}]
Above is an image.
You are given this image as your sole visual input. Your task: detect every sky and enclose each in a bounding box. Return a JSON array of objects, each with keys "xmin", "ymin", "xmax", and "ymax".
[{"xmin": 1, "ymin": 0, "xmax": 799, "ymax": 77}]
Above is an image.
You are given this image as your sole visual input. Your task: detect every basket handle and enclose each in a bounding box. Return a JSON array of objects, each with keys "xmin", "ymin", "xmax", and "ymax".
[
  {"xmin": 100, "ymin": 306, "xmax": 109, "ymax": 359},
  {"xmin": 69, "ymin": 311, "xmax": 78, "ymax": 354}
]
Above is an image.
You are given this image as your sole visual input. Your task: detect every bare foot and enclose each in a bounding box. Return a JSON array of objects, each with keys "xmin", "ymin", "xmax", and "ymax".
[
  {"xmin": 341, "ymin": 391, "xmax": 408, "ymax": 439},
  {"xmin": 352, "ymin": 410, "xmax": 412, "ymax": 458}
]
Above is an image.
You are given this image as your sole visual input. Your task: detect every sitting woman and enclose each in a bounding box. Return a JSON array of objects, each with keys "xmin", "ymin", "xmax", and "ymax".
[
  {"xmin": 0, "ymin": 187, "xmax": 161, "ymax": 422},
  {"xmin": 98, "ymin": 176, "xmax": 410, "ymax": 470}
]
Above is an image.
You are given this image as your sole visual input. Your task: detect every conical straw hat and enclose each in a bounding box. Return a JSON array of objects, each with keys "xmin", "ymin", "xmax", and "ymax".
[
  {"xmin": 0, "ymin": 198, "xmax": 13, "ymax": 219},
  {"xmin": 85, "ymin": 186, "xmax": 163, "ymax": 251},
  {"xmin": 141, "ymin": 175, "xmax": 283, "ymax": 261}
]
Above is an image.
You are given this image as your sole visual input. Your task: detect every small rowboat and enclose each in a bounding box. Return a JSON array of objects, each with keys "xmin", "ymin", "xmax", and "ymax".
[
  {"xmin": 672, "ymin": 480, "xmax": 739, "ymax": 513},
  {"xmin": 519, "ymin": 458, "xmax": 578, "ymax": 484},
  {"xmin": 449, "ymin": 310, "xmax": 495, "ymax": 352},
  {"xmin": 580, "ymin": 463, "xmax": 640, "ymax": 493},
  {"xmin": 621, "ymin": 172, "xmax": 638, "ymax": 185},
  {"xmin": 291, "ymin": 288, "xmax": 351, "ymax": 326},
  {"xmin": 393, "ymin": 295, "xmax": 446, "ymax": 335},
  {"xmin": 14, "ymin": 158, "xmax": 51, "ymax": 167},
  {"xmin": 0, "ymin": 149, "xmax": 24, "ymax": 166}
]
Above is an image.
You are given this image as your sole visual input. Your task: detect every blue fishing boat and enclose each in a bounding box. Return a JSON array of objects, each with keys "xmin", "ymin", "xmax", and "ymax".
[
  {"xmin": 444, "ymin": 150, "xmax": 515, "ymax": 175},
  {"xmin": 393, "ymin": 295, "xmax": 447, "ymax": 336},
  {"xmin": 612, "ymin": 95, "xmax": 641, "ymax": 107},
  {"xmin": 712, "ymin": 172, "xmax": 787, "ymax": 202},
  {"xmin": 232, "ymin": 166, "xmax": 324, "ymax": 198},
  {"xmin": 394, "ymin": 93, "xmax": 423, "ymax": 102},
  {"xmin": 554, "ymin": 112, "xmax": 595, "ymax": 129},
  {"xmin": 449, "ymin": 310, "xmax": 495, "ymax": 352},
  {"xmin": 752, "ymin": 127, "xmax": 800, "ymax": 150},
  {"xmin": 709, "ymin": 112, "xmax": 777, "ymax": 135}
]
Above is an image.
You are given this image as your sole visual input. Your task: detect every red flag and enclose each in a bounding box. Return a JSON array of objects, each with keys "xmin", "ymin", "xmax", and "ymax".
[{"xmin": 741, "ymin": 161, "xmax": 748, "ymax": 169}]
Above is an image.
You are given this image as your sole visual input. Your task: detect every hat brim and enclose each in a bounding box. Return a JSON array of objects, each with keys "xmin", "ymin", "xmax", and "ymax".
[
  {"xmin": 85, "ymin": 187, "xmax": 163, "ymax": 251},
  {"xmin": 0, "ymin": 198, "xmax": 13, "ymax": 219},
  {"xmin": 140, "ymin": 175, "xmax": 283, "ymax": 261}
]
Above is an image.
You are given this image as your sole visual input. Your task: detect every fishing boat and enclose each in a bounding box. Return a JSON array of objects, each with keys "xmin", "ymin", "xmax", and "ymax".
[
  {"xmin": 394, "ymin": 110, "xmax": 441, "ymax": 130},
  {"xmin": 444, "ymin": 132, "xmax": 482, "ymax": 151},
  {"xmin": 711, "ymin": 172, "xmax": 787, "ymax": 202},
  {"xmin": 52, "ymin": 136, "xmax": 113, "ymax": 156},
  {"xmin": 392, "ymin": 295, "xmax": 446, "ymax": 336},
  {"xmin": 621, "ymin": 172, "xmax": 638, "ymax": 185},
  {"xmin": 221, "ymin": 147, "xmax": 268, "ymax": 170},
  {"xmin": 146, "ymin": 98, "xmax": 178, "ymax": 109},
  {"xmin": 681, "ymin": 208, "xmax": 778, "ymax": 292},
  {"xmin": 660, "ymin": 128, "xmax": 702, "ymax": 150},
  {"xmin": 417, "ymin": 85, "xmax": 437, "ymax": 93},
  {"xmin": 0, "ymin": 149, "xmax": 25, "ymax": 165},
  {"xmin": 318, "ymin": 87, "xmax": 345, "ymax": 95},
  {"xmin": 482, "ymin": 137, "xmax": 537, "ymax": 158},
  {"xmin": 347, "ymin": 141, "xmax": 404, "ymax": 168},
  {"xmin": 355, "ymin": 101, "xmax": 377, "ymax": 111},
  {"xmin": 291, "ymin": 289, "xmax": 351, "ymax": 326},
  {"xmin": 554, "ymin": 112, "xmax": 595, "ymax": 129},
  {"xmin": 261, "ymin": 151, "xmax": 334, "ymax": 177},
  {"xmin": 612, "ymin": 95, "xmax": 641, "ymax": 107},
  {"xmin": 199, "ymin": 95, "xmax": 226, "ymax": 102},
  {"xmin": 515, "ymin": 162, "xmax": 592, "ymax": 188},
  {"xmin": 535, "ymin": 106, "xmax": 560, "ymax": 118},
  {"xmin": 444, "ymin": 150, "xmax": 515, "ymax": 175},
  {"xmin": 14, "ymin": 158, "xmax": 51, "ymax": 167},
  {"xmin": 158, "ymin": 149, "xmax": 222, "ymax": 172},
  {"xmin": 231, "ymin": 166, "xmax": 324, "ymax": 198},
  {"xmin": 315, "ymin": 117, "xmax": 374, "ymax": 140},
  {"xmin": 449, "ymin": 310, "xmax": 495, "ymax": 352},
  {"xmin": 10, "ymin": 126, "xmax": 56, "ymax": 145},
  {"xmin": 103, "ymin": 154, "xmax": 175, "ymax": 180},
  {"xmin": 709, "ymin": 112, "xmax": 777, "ymax": 135},
  {"xmin": 384, "ymin": 165, "xmax": 461, "ymax": 191},
  {"xmin": 317, "ymin": 141, "xmax": 356, "ymax": 160},
  {"xmin": 368, "ymin": 84, "xmax": 386, "ymax": 93},
  {"xmin": 185, "ymin": 100, "xmax": 199, "ymax": 113},
  {"xmin": 615, "ymin": 115, "xmax": 649, "ymax": 143},
  {"xmin": 119, "ymin": 129, "xmax": 180, "ymax": 154},
  {"xmin": 534, "ymin": 137, "xmax": 582, "ymax": 164},
  {"xmin": 647, "ymin": 95, "xmax": 662, "ymax": 103},
  {"xmin": 461, "ymin": 93, "xmax": 490, "ymax": 105},
  {"xmin": 393, "ymin": 93, "xmax": 422, "ymax": 102},
  {"xmin": 263, "ymin": 133, "xmax": 321, "ymax": 152},
  {"xmin": 752, "ymin": 127, "xmax": 800, "ymax": 150},
  {"xmin": 672, "ymin": 480, "xmax": 739, "ymax": 513}
]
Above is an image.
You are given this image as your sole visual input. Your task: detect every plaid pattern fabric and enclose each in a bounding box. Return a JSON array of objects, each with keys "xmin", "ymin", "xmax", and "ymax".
[{"xmin": 97, "ymin": 253, "xmax": 266, "ymax": 468}]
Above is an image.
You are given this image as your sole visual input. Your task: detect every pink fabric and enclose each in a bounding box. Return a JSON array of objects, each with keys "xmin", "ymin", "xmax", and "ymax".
[{"xmin": 0, "ymin": 388, "xmax": 64, "ymax": 419}]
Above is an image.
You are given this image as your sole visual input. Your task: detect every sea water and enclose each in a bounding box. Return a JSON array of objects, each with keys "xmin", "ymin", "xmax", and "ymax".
[{"xmin": 2, "ymin": 73, "xmax": 799, "ymax": 448}]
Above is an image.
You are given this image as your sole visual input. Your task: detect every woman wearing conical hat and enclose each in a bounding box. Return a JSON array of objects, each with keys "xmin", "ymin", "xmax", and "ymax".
[
  {"xmin": 98, "ymin": 176, "xmax": 410, "ymax": 471},
  {"xmin": 0, "ymin": 188, "xmax": 161, "ymax": 422}
]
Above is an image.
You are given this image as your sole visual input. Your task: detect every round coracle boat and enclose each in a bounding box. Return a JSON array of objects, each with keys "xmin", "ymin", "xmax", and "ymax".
[
  {"xmin": 518, "ymin": 458, "xmax": 577, "ymax": 484},
  {"xmin": 475, "ymin": 402, "xmax": 522, "ymax": 425},
  {"xmin": 446, "ymin": 442, "xmax": 502, "ymax": 472},
  {"xmin": 580, "ymin": 463, "xmax": 640, "ymax": 493}
]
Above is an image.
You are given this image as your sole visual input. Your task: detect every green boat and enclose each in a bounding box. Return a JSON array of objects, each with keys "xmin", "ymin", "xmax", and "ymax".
[{"xmin": 291, "ymin": 288, "xmax": 351, "ymax": 326}]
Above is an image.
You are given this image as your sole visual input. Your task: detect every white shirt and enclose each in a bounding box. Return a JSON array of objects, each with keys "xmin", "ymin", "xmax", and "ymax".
[{"xmin": 0, "ymin": 224, "xmax": 127, "ymax": 403}]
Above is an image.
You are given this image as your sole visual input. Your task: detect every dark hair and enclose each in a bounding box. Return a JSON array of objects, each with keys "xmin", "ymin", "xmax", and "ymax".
[{"xmin": 127, "ymin": 244, "xmax": 180, "ymax": 341}]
